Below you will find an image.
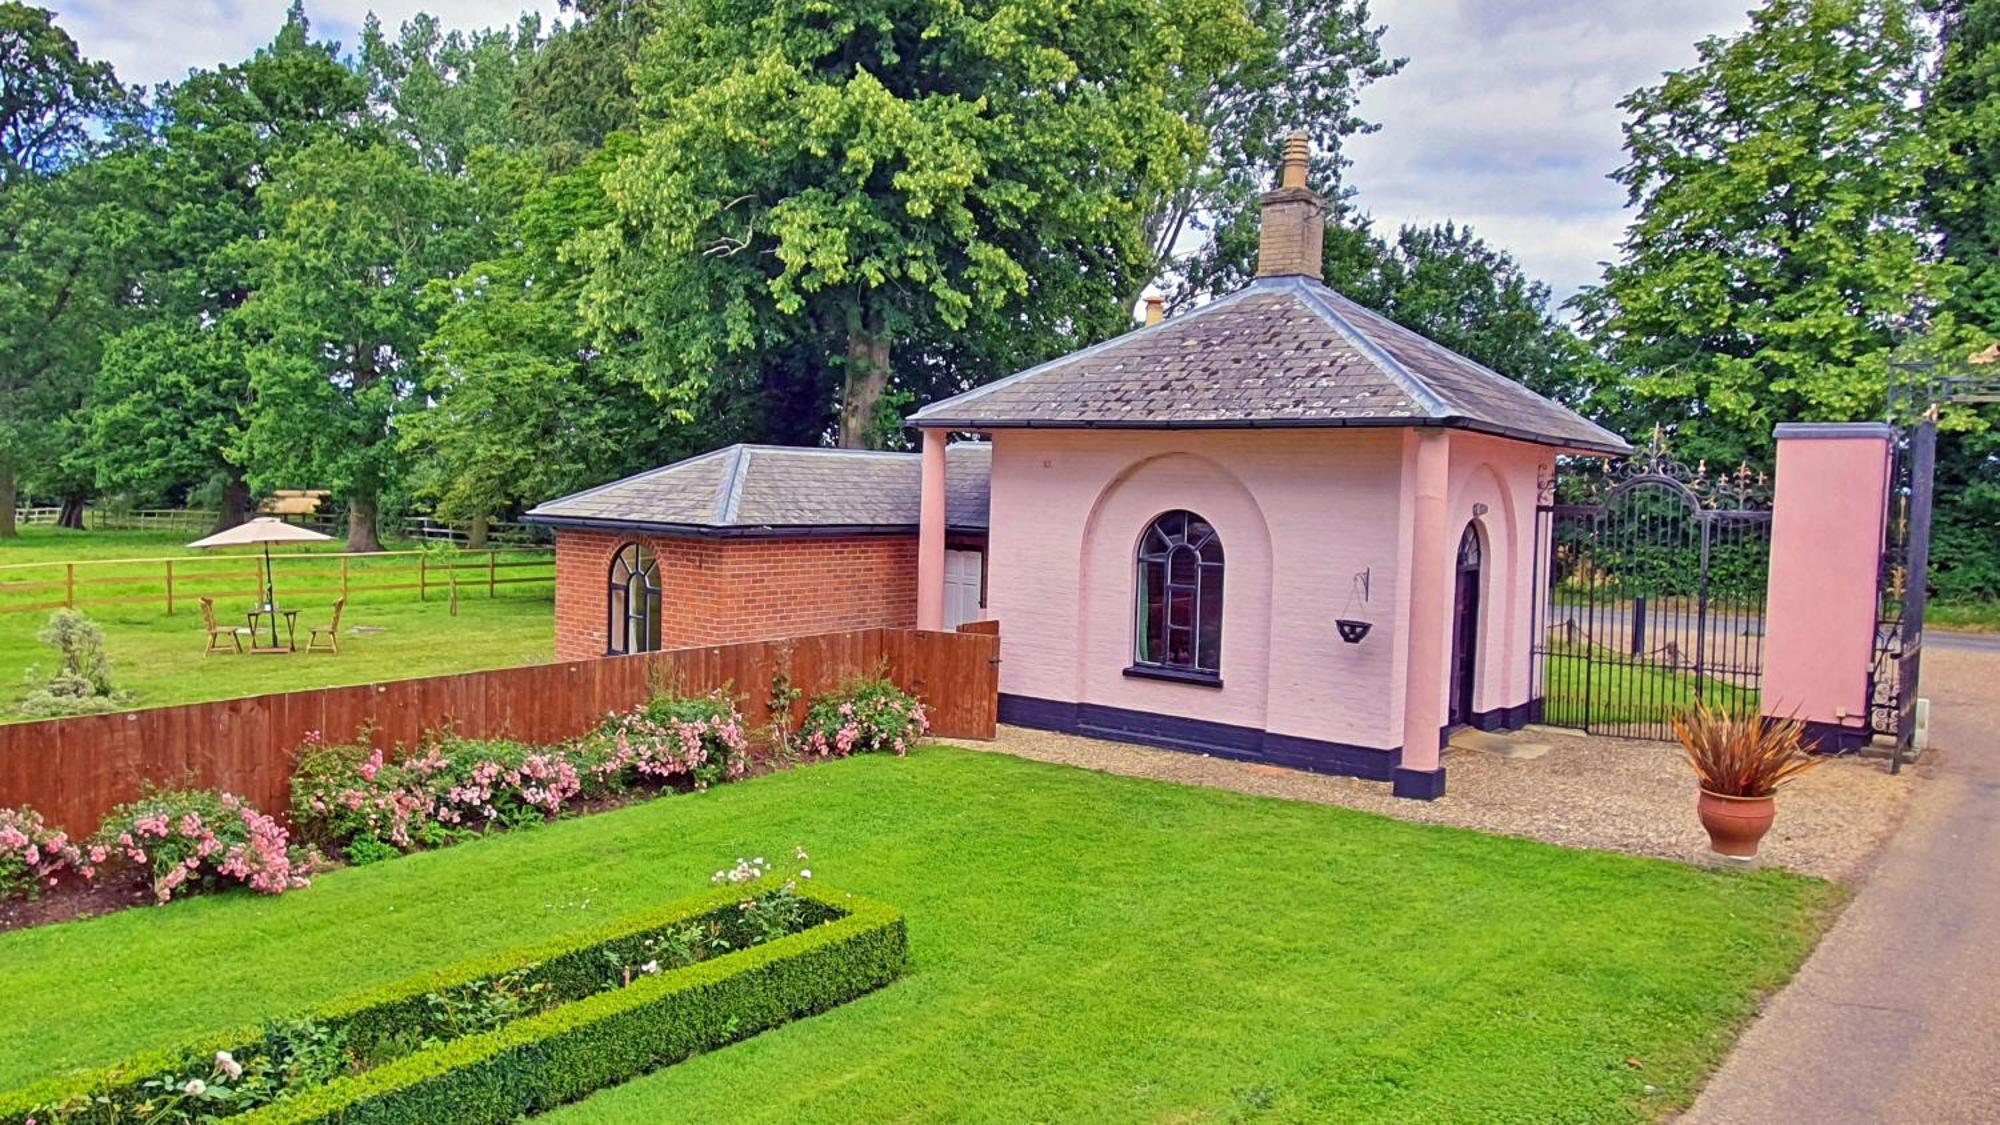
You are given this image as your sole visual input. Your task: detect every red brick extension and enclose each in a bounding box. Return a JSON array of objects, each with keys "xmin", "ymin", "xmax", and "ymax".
[{"xmin": 553, "ymin": 528, "xmax": 918, "ymax": 660}]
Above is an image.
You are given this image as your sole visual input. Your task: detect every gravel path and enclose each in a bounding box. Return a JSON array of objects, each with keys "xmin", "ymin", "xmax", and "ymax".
[{"xmin": 942, "ymin": 724, "xmax": 1913, "ymax": 883}]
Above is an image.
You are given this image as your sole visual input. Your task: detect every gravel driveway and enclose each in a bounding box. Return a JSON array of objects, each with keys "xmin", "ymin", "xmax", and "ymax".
[{"xmin": 942, "ymin": 724, "xmax": 1913, "ymax": 883}]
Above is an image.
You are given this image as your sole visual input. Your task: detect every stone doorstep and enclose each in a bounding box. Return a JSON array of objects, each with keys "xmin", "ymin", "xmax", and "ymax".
[{"xmin": 1447, "ymin": 727, "xmax": 1554, "ymax": 761}]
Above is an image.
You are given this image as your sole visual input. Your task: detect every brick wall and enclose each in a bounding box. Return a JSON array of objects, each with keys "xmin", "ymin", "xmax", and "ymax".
[{"xmin": 553, "ymin": 528, "xmax": 919, "ymax": 660}]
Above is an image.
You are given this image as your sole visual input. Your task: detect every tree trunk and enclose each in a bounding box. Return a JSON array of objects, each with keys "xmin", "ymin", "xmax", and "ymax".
[
  {"xmin": 346, "ymin": 493, "xmax": 384, "ymax": 553},
  {"xmin": 56, "ymin": 490, "xmax": 87, "ymax": 530},
  {"xmin": 0, "ymin": 462, "xmax": 15, "ymax": 539},
  {"xmin": 214, "ymin": 474, "xmax": 252, "ymax": 533},
  {"xmin": 839, "ymin": 311, "xmax": 893, "ymax": 449},
  {"xmin": 466, "ymin": 512, "xmax": 490, "ymax": 550}
]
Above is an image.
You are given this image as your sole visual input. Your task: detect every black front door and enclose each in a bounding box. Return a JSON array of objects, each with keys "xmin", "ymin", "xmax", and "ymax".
[{"xmin": 1449, "ymin": 524, "xmax": 1481, "ymax": 727}]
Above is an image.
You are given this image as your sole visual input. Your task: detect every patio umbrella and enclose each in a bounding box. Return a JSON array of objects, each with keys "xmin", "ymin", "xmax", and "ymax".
[{"xmin": 187, "ymin": 517, "xmax": 335, "ymax": 648}]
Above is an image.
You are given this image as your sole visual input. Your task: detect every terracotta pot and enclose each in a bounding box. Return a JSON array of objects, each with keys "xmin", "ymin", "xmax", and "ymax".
[{"xmin": 1696, "ymin": 790, "xmax": 1776, "ymax": 858}]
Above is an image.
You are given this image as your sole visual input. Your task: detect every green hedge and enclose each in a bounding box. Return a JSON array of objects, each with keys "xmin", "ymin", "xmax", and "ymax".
[{"xmin": 0, "ymin": 882, "xmax": 906, "ymax": 1124}]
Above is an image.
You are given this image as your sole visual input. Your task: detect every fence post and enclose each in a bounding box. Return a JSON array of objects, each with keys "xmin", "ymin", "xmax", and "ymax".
[
  {"xmin": 419, "ymin": 553, "xmax": 427, "ymax": 602},
  {"xmin": 65, "ymin": 563, "xmax": 74, "ymax": 608},
  {"xmin": 165, "ymin": 559, "xmax": 175, "ymax": 615},
  {"xmin": 489, "ymin": 549, "xmax": 497, "ymax": 597},
  {"xmin": 341, "ymin": 556, "xmax": 350, "ymax": 602}
]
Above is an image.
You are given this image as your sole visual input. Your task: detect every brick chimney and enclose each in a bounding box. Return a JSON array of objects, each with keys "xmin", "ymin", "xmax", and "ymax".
[{"xmin": 1256, "ymin": 131, "xmax": 1326, "ymax": 279}]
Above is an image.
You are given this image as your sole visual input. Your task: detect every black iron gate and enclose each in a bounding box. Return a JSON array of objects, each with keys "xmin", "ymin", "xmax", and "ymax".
[
  {"xmin": 1868, "ymin": 412, "xmax": 1932, "ymax": 768},
  {"xmin": 1530, "ymin": 431, "xmax": 1773, "ymax": 741}
]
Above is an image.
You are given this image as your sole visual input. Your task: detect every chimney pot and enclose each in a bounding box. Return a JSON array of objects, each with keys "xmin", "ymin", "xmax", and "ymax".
[
  {"xmin": 1256, "ymin": 131, "xmax": 1326, "ymax": 280},
  {"xmin": 1143, "ymin": 292, "xmax": 1165, "ymax": 326}
]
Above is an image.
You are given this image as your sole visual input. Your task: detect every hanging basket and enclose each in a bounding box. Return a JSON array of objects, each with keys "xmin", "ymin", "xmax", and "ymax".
[{"xmin": 1335, "ymin": 619, "xmax": 1372, "ymax": 644}]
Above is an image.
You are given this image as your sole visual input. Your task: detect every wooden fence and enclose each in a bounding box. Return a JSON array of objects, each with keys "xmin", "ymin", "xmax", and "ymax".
[
  {"xmin": 0, "ymin": 626, "xmax": 999, "ymax": 836},
  {"xmin": 0, "ymin": 547, "xmax": 554, "ymax": 617}
]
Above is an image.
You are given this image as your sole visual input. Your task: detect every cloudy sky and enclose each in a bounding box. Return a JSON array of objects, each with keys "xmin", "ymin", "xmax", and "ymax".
[{"xmin": 54, "ymin": 0, "xmax": 1755, "ymax": 303}]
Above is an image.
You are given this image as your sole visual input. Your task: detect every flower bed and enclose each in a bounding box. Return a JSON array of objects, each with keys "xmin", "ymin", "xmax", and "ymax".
[
  {"xmin": 0, "ymin": 879, "xmax": 906, "ymax": 1124},
  {"xmin": 290, "ymin": 691, "xmax": 751, "ymax": 864},
  {"xmin": 0, "ymin": 806, "xmax": 96, "ymax": 900}
]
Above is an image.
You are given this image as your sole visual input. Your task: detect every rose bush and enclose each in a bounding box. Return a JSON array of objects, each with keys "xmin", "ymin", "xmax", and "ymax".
[
  {"xmin": 0, "ymin": 805, "xmax": 100, "ymax": 899},
  {"xmin": 95, "ymin": 788, "xmax": 312, "ymax": 904},
  {"xmin": 797, "ymin": 675, "xmax": 929, "ymax": 759}
]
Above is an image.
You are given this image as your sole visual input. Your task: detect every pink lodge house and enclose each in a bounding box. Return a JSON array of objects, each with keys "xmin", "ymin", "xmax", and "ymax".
[
  {"xmin": 910, "ymin": 136, "xmax": 1628, "ymax": 799},
  {"xmin": 531, "ymin": 136, "xmax": 1630, "ymax": 800}
]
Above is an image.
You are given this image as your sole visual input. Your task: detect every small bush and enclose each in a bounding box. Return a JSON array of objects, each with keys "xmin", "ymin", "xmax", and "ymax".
[
  {"xmin": 798, "ymin": 674, "xmax": 929, "ymax": 759},
  {"xmin": 18, "ymin": 609, "xmax": 130, "ymax": 718},
  {"xmin": 0, "ymin": 806, "xmax": 102, "ymax": 900},
  {"xmin": 95, "ymin": 788, "xmax": 312, "ymax": 903}
]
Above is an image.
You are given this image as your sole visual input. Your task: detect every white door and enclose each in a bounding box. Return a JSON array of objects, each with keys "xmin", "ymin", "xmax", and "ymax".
[{"xmin": 943, "ymin": 549, "xmax": 984, "ymax": 630}]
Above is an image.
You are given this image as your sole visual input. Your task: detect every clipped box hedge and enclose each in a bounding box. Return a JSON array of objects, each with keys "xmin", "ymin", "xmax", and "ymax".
[{"xmin": 1, "ymin": 881, "xmax": 906, "ymax": 1124}]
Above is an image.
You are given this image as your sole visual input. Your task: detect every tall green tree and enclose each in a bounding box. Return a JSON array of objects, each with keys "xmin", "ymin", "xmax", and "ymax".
[
  {"xmin": 1918, "ymin": 0, "xmax": 2000, "ymax": 597},
  {"xmin": 405, "ymin": 139, "xmax": 734, "ymax": 543},
  {"xmin": 1572, "ymin": 0, "xmax": 1957, "ymax": 469},
  {"xmin": 0, "ymin": 1, "xmax": 128, "ymax": 536},
  {"xmin": 1338, "ymin": 222, "xmax": 1609, "ymax": 409},
  {"xmin": 238, "ymin": 139, "xmax": 476, "ymax": 551},
  {"xmin": 82, "ymin": 4, "xmax": 369, "ymax": 532},
  {"xmin": 580, "ymin": 0, "xmax": 1252, "ymax": 447}
]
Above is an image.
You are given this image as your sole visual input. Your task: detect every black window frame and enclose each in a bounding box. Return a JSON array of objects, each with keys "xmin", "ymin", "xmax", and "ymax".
[
  {"xmin": 606, "ymin": 542, "xmax": 662, "ymax": 655},
  {"xmin": 1128, "ymin": 509, "xmax": 1224, "ymax": 684}
]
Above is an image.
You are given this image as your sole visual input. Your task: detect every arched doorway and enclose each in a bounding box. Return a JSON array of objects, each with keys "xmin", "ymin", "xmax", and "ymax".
[{"xmin": 1449, "ymin": 523, "xmax": 1482, "ymax": 727}]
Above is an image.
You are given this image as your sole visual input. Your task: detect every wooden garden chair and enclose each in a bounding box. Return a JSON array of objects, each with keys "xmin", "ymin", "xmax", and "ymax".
[
  {"xmin": 199, "ymin": 597, "xmax": 247, "ymax": 655},
  {"xmin": 306, "ymin": 598, "xmax": 345, "ymax": 654}
]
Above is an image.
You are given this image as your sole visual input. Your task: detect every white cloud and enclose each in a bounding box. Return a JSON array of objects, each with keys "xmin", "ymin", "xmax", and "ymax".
[
  {"xmin": 1347, "ymin": 0, "xmax": 1753, "ymax": 303},
  {"xmin": 58, "ymin": 0, "xmax": 1750, "ymax": 303}
]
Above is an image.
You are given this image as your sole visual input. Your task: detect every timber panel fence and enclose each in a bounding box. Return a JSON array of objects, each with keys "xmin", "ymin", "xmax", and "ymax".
[{"xmin": 0, "ymin": 626, "xmax": 999, "ymax": 836}]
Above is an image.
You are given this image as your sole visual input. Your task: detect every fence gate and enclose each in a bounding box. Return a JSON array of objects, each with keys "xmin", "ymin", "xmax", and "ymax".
[{"xmin": 1530, "ymin": 431, "xmax": 1774, "ymax": 740}]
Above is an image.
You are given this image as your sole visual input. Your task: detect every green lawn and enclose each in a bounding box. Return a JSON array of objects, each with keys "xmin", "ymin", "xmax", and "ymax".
[
  {"xmin": 1540, "ymin": 648, "xmax": 1759, "ymax": 731},
  {"xmin": 1, "ymin": 525, "xmax": 553, "ymax": 719},
  {"xmin": 0, "ymin": 747, "xmax": 1840, "ymax": 1122}
]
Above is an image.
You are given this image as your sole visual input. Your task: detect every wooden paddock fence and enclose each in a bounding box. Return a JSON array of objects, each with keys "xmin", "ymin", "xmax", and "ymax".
[
  {"xmin": 0, "ymin": 626, "xmax": 1000, "ymax": 836},
  {"xmin": 0, "ymin": 547, "xmax": 554, "ymax": 617}
]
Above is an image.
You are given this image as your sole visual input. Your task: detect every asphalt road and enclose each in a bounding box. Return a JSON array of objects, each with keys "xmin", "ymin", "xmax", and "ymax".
[{"xmin": 1681, "ymin": 644, "xmax": 2000, "ymax": 1123}]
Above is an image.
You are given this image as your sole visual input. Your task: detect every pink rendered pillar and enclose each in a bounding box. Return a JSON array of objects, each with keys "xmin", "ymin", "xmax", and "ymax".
[
  {"xmin": 916, "ymin": 429, "xmax": 947, "ymax": 631},
  {"xmin": 1396, "ymin": 430, "xmax": 1451, "ymax": 799},
  {"xmin": 1761, "ymin": 423, "xmax": 1892, "ymax": 751}
]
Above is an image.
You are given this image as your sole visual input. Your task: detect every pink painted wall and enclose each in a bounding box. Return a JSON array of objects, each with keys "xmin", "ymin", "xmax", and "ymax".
[
  {"xmin": 1762, "ymin": 425, "xmax": 1892, "ymax": 735},
  {"xmin": 1438, "ymin": 433, "xmax": 1552, "ymax": 721},
  {"xmin": 984, "ymin": 427, "xmax": 1549, "ymax": 753}
]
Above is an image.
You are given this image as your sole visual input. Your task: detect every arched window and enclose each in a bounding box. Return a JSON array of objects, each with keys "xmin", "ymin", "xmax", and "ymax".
[
  {"xmin": 1134, "ymin": 510, "xmax": 1224, "ymax": 677},
  {"xmin": 607, "ymin": 543, "xmax": 661, "ymax": 655}
]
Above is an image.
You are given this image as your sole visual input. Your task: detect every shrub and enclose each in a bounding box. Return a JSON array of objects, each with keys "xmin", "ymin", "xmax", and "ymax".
[
  {"xmin": 0, "ymin": 806, "xmax": 101, "ymax": 900},
  {"xmin": 95, "ymin": 787, "xmax": 312, "ymax": 904},
  {"xmin": 798, "ymin": 674, "xmax": 929, "ymax": 759},
  {"xmin": 18, "ymin": 609, "xmax": 130, "ymax": 718},
  {"xmin": 0, "ymin": 880, "xmax": 905, "ymax": 1125},
  {"xmin": 1673, "ymin": 701, "xmax": 1822, "ymax": 798},
  {"xmin": 574, "ymin": 690, "xmax": 751, "ymax": 793}
]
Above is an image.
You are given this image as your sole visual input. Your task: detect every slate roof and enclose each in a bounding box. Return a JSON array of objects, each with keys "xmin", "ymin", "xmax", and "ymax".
[
  {"xmin": 908, "ymin": 275, "xmax": 1629, "ymax": 455},
  {"xmin": 523, "ymin": 443, "xmax": 991, "ymax": 536}
]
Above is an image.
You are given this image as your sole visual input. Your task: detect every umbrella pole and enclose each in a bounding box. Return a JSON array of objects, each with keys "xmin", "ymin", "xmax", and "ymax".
[{"xmin": 264, "ymin": 542, "xmax": 279, "ymax": 649}]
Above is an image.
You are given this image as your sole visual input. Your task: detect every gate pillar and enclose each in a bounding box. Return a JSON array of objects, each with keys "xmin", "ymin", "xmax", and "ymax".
[{"xmin": 1762, "ymin": 423, "xmax": 1893, "ymax": 752}]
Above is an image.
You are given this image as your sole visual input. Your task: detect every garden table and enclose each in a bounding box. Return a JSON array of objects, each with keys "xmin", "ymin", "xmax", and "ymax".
[{"xmin": 246, "ymin": 608, "xmax": 299, "ymax": 653}]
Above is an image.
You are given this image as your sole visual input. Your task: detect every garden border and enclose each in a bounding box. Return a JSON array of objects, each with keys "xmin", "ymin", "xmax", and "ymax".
[{"xmin": 0, "ymin": 881, "xmax": 906, "ymax": 1124}]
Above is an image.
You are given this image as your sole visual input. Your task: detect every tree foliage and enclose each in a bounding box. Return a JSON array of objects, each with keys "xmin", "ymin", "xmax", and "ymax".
[{"xmin": 1573, "ymin": 0, "xmax": 1957, "ymax": 469}]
